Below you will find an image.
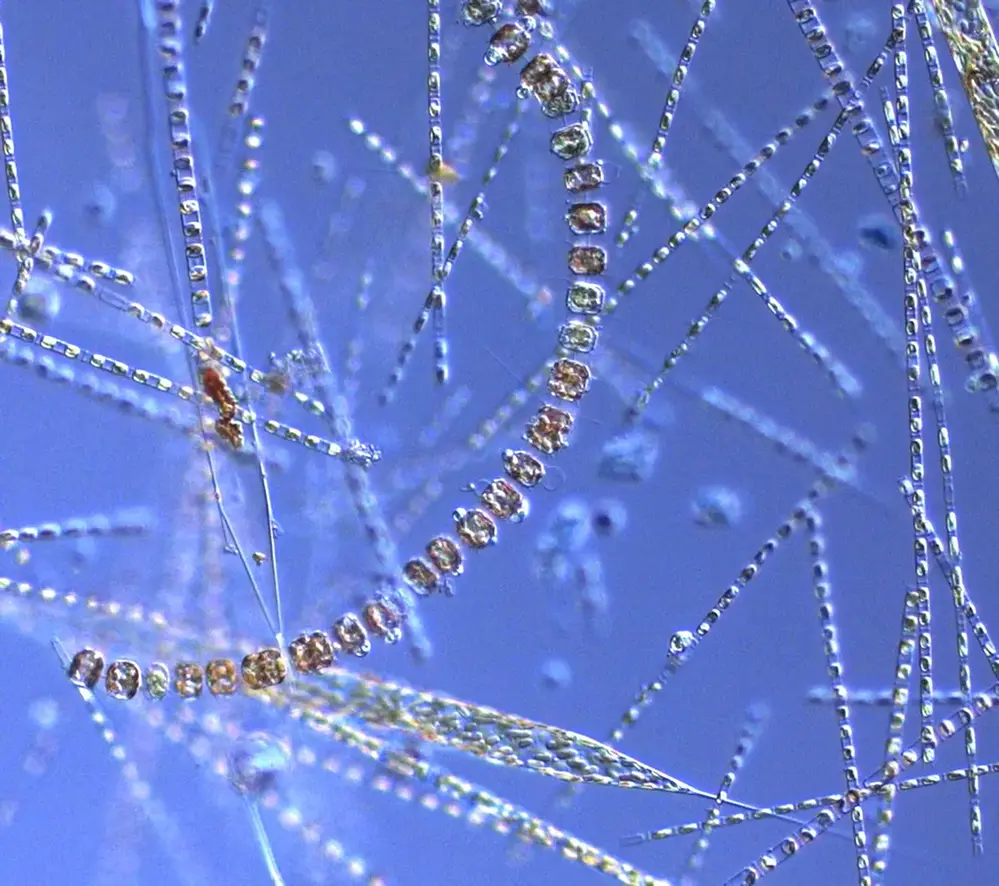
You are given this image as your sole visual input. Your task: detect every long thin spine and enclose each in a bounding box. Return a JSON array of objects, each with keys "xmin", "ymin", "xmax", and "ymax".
[
  {"xmin": 723, "ymin": 690, "xmax": 999, "ymax": 885},
  {"xmin": 616, "ymin": 0, "xmax": 717, "ymax": 246},
  {"xmin": 624, "ymin": 762, "xmax": 999, "ymax": 845},
  {"xmin": 678, "ymin": 705, "xmax": 768, "ymax": 884}
]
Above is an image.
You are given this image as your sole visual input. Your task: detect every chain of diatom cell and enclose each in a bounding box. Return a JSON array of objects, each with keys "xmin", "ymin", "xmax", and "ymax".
[{"xmin": 66, "ymin": 0, "xmax": 613, "ymax": 702}]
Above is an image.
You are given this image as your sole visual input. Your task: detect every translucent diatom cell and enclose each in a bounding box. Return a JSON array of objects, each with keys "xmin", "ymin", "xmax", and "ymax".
[
  {"xmin": 566, "ymin": 281, "xmax": 605, "ymax": 315},
  {"xmin": 548, "ymin": 498, "xmax": 593, "ymax": 553},
  {"xmin": 16, "ymin": 279, "xmax": 61, "ymax": 325},
  {"xmin": 557, "ymin": 321, "xmax": 598, "ymax": 353},
  {"xmin": 691, "ymin": 484, "xmax": 745, "ymax": 528},
  {"xmin": 144, "ymin": 663, "xmax": 170, "ymax": 701},
  {"xmin": 27, "ymin": 698, "xmax": 59, "ymax": 731},
  {"xmin": 598, "ymin": 428, "xmax": 660, "ymax": 483},
  {"xmin": 228, "ymin": 732, "xmax": 293, "ymax": 797},
  {"xmin": 310, "ymin": 149, "xmax": 337, "ymax": 184},
  {"xmin": 540, "ymin": 658, "xmax": 572, "ymax": 690}
]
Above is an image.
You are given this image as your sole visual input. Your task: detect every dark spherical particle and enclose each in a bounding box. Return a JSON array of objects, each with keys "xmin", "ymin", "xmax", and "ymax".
[
  {"xmin": 591, "ymin": 499, "xmax": 627, "ymax": 537},
  {"xmin": 857, "ymin": 214, "xmax": 901, "ymax": 252}
]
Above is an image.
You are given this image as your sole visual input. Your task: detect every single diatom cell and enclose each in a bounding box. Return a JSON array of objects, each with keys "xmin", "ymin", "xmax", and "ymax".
[
  {"xmin": 857, "ymin": 213, "xmax": 902, "ymax": 252},
  {"xmin": 67, "ymin": 648, "xmax": 104, "ymax": 690},
  {"xmin": 332, "ymin": 613, "xmax": 371, "ymax": 657},
  {"xmin": 362, "ymin": 597, "xmax": 404, "ymax": 644},
  {"xmin": 241, "ymin": 648, "xmax": 287, "ymax": 689},
  {"xmin": 598, "ymin": 428, "xmax": 660, "ymax": 483},
  {"xmin": 105, "ymin": 659, "xmax": 142, "ymax": 701},
  {"xmin": 228, "ymin": 732, "xmax": 293, "ymax": 797},
  {"xmin": 144, "ymin": 663, "xmax": 170, "ymax": 701},
  {"xmin": 289, "ymin": 630, "xmax": 335, "ymax": 673},
  {"xmin": 174, "ymin": 662, "xmax": 205, "ymax": 699},
  {"xmin": 691, "ymin": 484, "xmax": 745, "ymax": 528},
  {"xmin": 206, "ymin": 658, "xmax": 239, "ymax": 696}
]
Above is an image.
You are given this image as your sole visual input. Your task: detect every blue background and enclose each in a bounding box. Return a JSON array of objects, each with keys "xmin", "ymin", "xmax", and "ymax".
[{"xmin": 1, "ymin": 1, "xmax": 998, "ymax": 884}]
